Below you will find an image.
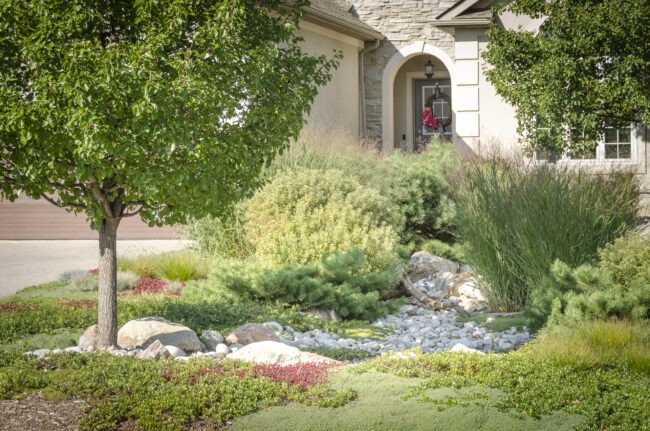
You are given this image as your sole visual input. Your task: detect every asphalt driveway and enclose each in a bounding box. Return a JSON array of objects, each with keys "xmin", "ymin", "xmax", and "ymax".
[{"xmin": 0, "ymin": 240, "xmax": 190, "ymax": 298}]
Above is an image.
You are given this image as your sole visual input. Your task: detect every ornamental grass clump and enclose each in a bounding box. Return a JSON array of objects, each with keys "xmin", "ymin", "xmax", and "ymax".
[{"xmin": 454, "ymin": 156, "xmax": 638, "ymax": 312}]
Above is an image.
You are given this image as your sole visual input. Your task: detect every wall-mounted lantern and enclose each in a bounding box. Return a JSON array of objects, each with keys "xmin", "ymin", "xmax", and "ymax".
[{"xmin": 424, "ymin": 57, "xmax": 434, "ymax": 79}]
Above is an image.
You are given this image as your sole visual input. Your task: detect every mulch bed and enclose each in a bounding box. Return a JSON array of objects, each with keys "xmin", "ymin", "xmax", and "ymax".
[
  {"xmin": 0, "ymin": 392, "xmax": 84, "ymax": 431},
  {"xmin": 0, "ymin": 392, "xmax": 230, "ymax": 431}
]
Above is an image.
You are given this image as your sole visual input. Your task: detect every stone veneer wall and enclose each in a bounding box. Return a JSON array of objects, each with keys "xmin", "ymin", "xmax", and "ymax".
[{"xmin": 349, "ymin": 0, "xmax": 460, "ymax": 142}]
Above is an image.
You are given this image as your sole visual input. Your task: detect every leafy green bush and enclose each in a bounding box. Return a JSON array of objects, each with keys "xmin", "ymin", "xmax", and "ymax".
[
  {"xmin": 245, "ymin": 169, "xmax": 401, "ymax": 272},
  {"xmin": 454, "ymin": 157, "xmax": 638, "ymax": 312},
  {"xmin": 598, "ymin": 232, "xmax": 650, "ymax": 291},
  {"xmin": 372, "ymin": 143, "xmax": 456, "ymax": 243},
  {"xmin": 185, "ymin": 208, "xmax": 254, "ymax": 259},
  {"xmin": 183, "ymin": 250, "xmax": 400, "ymax": 321},
  {"xmin": 265, "ymin": 130, "xmax": 456, "ymax": 245}
]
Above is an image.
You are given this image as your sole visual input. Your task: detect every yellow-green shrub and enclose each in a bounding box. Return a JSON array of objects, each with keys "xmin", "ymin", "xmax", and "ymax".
[
  {"xmin": 245, "ymin": 169, "xmax": 401, "ymax": 272},
  {"xmin": 598, "ymin": 232, "xmax": 650, "ymax": 290}
]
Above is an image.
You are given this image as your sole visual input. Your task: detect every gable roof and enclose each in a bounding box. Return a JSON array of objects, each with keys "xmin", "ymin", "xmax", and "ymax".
[
  {"xmin": 434, "ymin": 0, "xmax": 496, "ymax": 27},
  {"xmin": 302, "ymin": 0, "xmax": 384, "ymax": 41}
]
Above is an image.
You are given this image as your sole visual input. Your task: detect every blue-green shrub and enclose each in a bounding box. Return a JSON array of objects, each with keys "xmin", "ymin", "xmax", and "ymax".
[{"xmin": 183, "ymin": 250, "xmax": 400, "ymax": 321}]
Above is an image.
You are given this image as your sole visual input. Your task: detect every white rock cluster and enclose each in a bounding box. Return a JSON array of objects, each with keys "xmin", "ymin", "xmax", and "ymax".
[
  {"xmin": 25, "ymin": 303, "xmax": 531, "ymax": 363},
  {"xmin": 281, "ymin": 302, "xmax": 530, "ymax": 356}
]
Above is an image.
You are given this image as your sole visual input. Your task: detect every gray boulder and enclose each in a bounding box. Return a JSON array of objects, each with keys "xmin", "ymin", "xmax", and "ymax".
[
  {"xmin": 136, "ymin": 340, "xmax": 171, "ymax": 360},
  {"xmin": 200, "ymin": 330, "xmax": 224, "ymax": 351},
  {"xmin": 165, "ymin": 345, "xmax": 187, "ymax": 358},
  {"xmin": 117, "ymin": 317, "xmax": 206, "ymax": 353},
  {"xmin": 78, "ymin": 324, "xmax": 98, "ymax": 350},
  {"xmin": 261, "ymin": 321, "xmax": 284, "ymax": 336},
  {"xmin": 225, "ymin": 323, "xmax": 279, "ymax": 346},
  {"xmin": 407, "ymin": 252, "xmax": 460, "ymax": 282}
]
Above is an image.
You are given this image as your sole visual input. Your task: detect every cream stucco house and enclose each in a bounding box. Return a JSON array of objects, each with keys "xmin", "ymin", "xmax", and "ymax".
[
  {"xmin": 299, "ymin": 0, "xmax": 649, "ymax": 210},
  {"xmin": 1, "ymin": 0, "xmax": 647, "ymax": 239}
]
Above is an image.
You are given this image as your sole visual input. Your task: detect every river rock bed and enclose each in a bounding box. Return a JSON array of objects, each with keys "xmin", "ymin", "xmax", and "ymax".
[
  {"xmin": 25, "ymin": 300, "xmax": 532, "ymax": 362},
  {"xmin": 282, "ymin": 300, "xmax": 531, "ymax": 356}
]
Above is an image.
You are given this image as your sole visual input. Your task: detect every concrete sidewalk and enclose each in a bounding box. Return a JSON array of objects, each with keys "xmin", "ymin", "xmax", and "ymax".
[{"xmin": 0, "ymin": 240, "xmax": 191, "ymax": 298}]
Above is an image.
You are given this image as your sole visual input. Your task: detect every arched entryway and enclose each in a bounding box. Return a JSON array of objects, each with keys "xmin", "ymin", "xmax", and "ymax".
[{"xmin": 381, "ymin": 43, "xmax": 455, "ymax": 153}]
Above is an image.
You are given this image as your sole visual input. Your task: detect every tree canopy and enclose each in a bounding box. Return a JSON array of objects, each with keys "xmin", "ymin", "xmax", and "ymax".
[
  {"xmin": 484, "ymin": 0, "xmax": 650, "ymax": 155},
  {"xmin": 0, "ymin": 0, "xmax": 339, "ymax": 346}
]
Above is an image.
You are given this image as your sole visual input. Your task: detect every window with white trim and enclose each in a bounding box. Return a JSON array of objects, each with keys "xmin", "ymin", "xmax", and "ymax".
[{"xmin": 535, "ymin": 124, "xmax": 636, "ymax": 163}]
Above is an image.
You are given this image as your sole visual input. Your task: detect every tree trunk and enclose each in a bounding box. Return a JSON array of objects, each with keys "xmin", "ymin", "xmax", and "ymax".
[{"xmin": 97, "ymin": 218, "xmax": 120, "ymax": 348}]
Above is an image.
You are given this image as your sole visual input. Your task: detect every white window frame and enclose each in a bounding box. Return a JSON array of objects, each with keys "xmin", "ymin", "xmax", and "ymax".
[{"xmin": 534, "ymin": 124, "xmax": 638, "ymax": 164}]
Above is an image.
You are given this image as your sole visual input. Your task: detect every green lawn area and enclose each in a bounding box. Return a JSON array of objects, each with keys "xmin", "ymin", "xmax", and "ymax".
[{"xmin": 228, "ymin": 369, "xmax": 584, "ymax": 431}]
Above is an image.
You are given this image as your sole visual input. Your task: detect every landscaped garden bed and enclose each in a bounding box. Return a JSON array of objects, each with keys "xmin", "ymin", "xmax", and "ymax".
[{"xmin": 2, "ymin": 136, "xmax": 649, "ymax": 430}]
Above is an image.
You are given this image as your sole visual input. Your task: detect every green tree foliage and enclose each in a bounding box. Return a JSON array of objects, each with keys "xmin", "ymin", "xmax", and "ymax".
[
  {"xmin": 0, "ymin": 0, "xmax": 339, "ymax": 346},
  {"xmin": 484, "ymin": 0, "xmax": 650, "ymax": 154}
]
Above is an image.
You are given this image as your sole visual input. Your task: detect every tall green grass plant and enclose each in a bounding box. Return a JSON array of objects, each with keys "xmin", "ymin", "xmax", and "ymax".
[
  {"xmin": 118, "ymin": 252, "xmax": 208, "ymax": 282},
  {"xmin": 455, "ymin": 157, "xmax": 638, "ymax": 311}
]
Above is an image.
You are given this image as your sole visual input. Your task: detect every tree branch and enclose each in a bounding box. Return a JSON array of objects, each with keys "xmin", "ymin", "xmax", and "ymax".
[
  {"xmin": 41, "ymin": 194, "xmax": 87, "ymax": 210},
  {"xmin": 122, "ymin": 205, "xmax": 145, "ymax": 218},
  {"xmin": 90, "ymin": 182, "xmax": 115, "ymax": 219}
]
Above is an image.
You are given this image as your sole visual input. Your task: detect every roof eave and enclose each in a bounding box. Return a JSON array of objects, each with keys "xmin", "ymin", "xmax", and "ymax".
[
  {"xmin": 432, "ymin": 18, "xmax": 491, "ymax": 27},
  {"xmin": 302, "ymin": 6, "xmax": 384, "ymax": 41}
]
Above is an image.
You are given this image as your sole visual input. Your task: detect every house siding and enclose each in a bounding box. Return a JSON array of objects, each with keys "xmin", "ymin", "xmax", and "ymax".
[{"xmin": 0, "ymin": 195, "xmax": 178, "ymax": 240}]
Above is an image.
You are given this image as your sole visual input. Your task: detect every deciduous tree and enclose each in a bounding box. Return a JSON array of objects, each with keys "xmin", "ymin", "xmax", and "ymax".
[
  {"xmin": 0, "ymin": 0, "xmax": 339, "ymax": 346},
  {"xmin": 484, "ymin": 0, "xmax": 650, "ymax": 155}
]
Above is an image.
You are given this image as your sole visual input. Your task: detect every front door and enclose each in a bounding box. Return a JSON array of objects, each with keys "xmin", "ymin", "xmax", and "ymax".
[{"xmin": 414, "ymin": 79, "xmax": 452, "ymax": 151}]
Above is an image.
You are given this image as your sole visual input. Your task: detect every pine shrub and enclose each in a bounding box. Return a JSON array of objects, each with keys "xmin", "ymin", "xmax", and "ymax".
[
  {"xmin": 184, "ymin": 250, "xmax": 400, "ymax": 321},
  {"xmin": 373, "ymin": 143, "xmax": 456, "ymax": 243},
  {"xmin": 527, "ymin": 259, "xmax": 650, "ymax": 330},
  {"xmin": 245, "ymin": 169, "xmax": 401, "ymax": 272}
]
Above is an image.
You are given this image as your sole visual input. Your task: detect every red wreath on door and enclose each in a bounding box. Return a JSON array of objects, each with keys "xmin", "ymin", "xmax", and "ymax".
[{"xmin": 420, "ymin": 107, "xmax": 438, "ymax": 130}]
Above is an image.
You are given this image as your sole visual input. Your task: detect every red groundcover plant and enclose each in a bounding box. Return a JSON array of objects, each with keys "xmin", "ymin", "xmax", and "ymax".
[
  {"xmin": 244, "ymin": 363, "xmax": 335, "ymax": 390},
  {"xmin": 164, "ymin": 363, "xmax": 339, "ymax": 390},
  {"xmin": 132, "ymin": 277, "xmax": 169, "ymax": 295}
]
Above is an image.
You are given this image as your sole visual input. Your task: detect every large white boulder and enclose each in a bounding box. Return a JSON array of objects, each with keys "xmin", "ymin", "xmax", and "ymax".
[
  {"xmin": 227, "ymin": 341, "xmax": 301, "ymax": 365},
  {"xmin": 117, "ymin": 317, "xmax": 206, "ymax": 353}
]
